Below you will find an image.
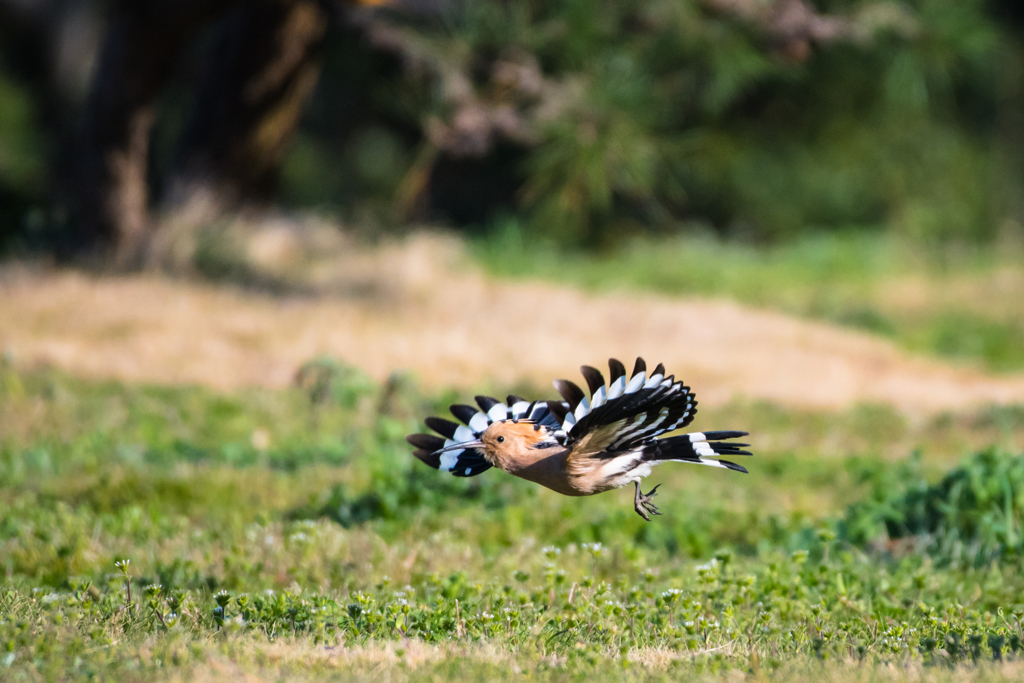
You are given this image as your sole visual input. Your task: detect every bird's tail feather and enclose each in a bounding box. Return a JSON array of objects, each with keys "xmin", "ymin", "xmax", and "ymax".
[{"xmin": 641, "ymin": 431, "xmax": 751, "ymax": 473}]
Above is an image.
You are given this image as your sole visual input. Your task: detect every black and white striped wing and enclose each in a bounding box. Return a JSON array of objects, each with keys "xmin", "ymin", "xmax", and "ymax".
[
  {"xmin": 407, "ymin": 395, "xmax": 564, "ymax": 477},
  {"xmin": 641, "ymin": 430, "xmax": 752, "ymax": 473},
  {"xmin": 552, "ymin": 358, "xmax": 698, "ymax": 453}
]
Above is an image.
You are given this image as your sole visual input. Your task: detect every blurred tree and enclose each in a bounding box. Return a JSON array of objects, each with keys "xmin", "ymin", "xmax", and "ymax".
[
  {"xmin": 3, "ymin": 0, "xmax": 1023, "ymax": 256},
  {"xmin": 990, "ymin": 0, "xmax": 1024, "ymax": 237},
  {"xmin": 75, "ymin": 0, "xmax": 239, "ymax": 265},
  {"xmin": 340, "ymin": 0, "xmax": 917, "ymax": 242},
  {"xmin": 357, "ymin": 0, "xmax": 1004, "ymax": 246},
  {"xmin": 166, "ymin": 0, "xmax": 327, "ymax": 211},
  {"xmin": 74, "ymin": 0, "xmax": 329, "ymax": 267},
  {"xmin": 0, "ymin": 0, "xmax": 102, "ymax": 248}
]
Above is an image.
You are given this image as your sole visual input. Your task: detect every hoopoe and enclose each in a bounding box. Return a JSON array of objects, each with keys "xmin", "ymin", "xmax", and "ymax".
[{"xmin": 406, "ymin": 357, "xmax": 751, "ymax": 520}]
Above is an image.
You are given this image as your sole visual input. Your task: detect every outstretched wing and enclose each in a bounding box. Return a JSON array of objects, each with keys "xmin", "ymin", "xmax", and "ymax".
[
  {"xmin": 406, "ymin": 395, "xmax": 564, "ymax": 477},
  {"xmin": 551, "ymin": 357, "xmax": 698, "ymax": 458}
]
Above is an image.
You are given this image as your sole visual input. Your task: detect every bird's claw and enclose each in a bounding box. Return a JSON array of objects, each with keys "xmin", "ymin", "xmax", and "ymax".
[{"xmin": 634, "ymin": 484, "xmax": 663, "ymax": 521}]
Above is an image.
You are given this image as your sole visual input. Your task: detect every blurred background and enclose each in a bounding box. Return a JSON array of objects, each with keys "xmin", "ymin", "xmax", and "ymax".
[
  {"xmin": 2, "ymin": 0, "xmax": 1024, "ymax": 258},
  {"xmin": 4, "ymin": 4, "xmax": 1024, "ymax": 676},
  {"xmin": 4, "ymin": 0, "xmax": 1024, "ymax": 382}
]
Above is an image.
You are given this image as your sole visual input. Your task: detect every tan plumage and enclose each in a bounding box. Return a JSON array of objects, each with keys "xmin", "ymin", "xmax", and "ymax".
[{"xmin": 406, "ymin": 357, "xmax": 752, "ymax": 520}]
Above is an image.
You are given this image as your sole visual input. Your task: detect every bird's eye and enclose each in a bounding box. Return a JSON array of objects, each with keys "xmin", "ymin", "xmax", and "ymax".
[{"xmin": 496, "ymin": 436, "xmax": 505, "ymax": 443}]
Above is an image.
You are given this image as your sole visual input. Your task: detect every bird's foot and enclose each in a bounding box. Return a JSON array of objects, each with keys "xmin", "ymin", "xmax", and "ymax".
[{"xmin": 633, "ymin": 483, "xmax": 662, "ymax": 521}]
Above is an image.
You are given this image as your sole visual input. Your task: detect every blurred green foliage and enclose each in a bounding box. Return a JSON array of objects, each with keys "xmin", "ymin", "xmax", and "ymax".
[
  {"xmin": 0, "ymin": 66, "xmax": 44, "ymax": 246},
  {"xmin": 514, "ymin": 0, "xmax": 998, "ymax": 243},
  {"xmin": 843, "ymin": 449, "xmax": 1024, "ymax": 566},
  {"xmin": 0, "ymin": 0, "xmax": 1019, "ymax": 249},
  {"xmin": 282, "ymin": 0, "xmax": 1014, "ymax": 245},
  {"xmin": 0, "ymin": 67, "xmax": 43, "ymax": 190}
]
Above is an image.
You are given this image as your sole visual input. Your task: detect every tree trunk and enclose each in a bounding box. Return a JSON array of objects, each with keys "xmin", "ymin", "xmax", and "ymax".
[
  {"xmin": 75, "ymin": 0, "xmax": 326, "ymax": 268},
  {"xmin": 167, "ymin": 0, "xmax": 328, "ymax": 210},
  {"xmin": 74, "ymin": 0, "xmax": 238, "ymax": 267}
]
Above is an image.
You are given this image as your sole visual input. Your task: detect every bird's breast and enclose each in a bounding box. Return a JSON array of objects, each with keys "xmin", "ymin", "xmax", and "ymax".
[
  {"xmin": 492, "ymin": 447, "xmax": 586, "ymax": 496},
  {"xmin": 497, "ymin": 447, "xmax": 648, "ymax": 497}
]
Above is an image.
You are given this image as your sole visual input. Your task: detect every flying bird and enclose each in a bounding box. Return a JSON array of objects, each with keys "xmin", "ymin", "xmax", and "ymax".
[{"xmin": 406, "ymin": 357, "xmax": 751, "ymax": 520}]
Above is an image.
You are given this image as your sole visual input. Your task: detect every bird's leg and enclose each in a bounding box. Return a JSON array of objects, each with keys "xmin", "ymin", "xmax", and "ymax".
[{"xmin": 633, "ymin": 481, "xmax": 662, "ymax": 521}]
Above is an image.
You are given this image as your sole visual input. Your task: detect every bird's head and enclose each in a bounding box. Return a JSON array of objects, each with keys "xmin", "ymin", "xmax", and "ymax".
[{"xmin": 435, "ymin": 420, "xmax": 559, "ymax": 464}]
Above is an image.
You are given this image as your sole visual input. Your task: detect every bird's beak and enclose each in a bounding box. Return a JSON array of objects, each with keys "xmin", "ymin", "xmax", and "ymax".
[{"xmin": 434, "ymin": 439, "xmax": 484, "ymax": 454}]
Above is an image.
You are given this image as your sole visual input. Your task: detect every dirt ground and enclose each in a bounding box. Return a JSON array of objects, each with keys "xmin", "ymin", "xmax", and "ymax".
[{"xmin": 2, "ymin": 232, "xmax": 1023, "ymax": 415}]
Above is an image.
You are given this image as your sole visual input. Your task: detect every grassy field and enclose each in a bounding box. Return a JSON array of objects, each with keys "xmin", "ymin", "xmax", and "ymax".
[
  {"xmin": 2, "ymin": 352, "xmax": 1024, "ymax": 681},
  {"xmin": 1, "ymin": 227, "xmax": 1023, "ymax": 680}
]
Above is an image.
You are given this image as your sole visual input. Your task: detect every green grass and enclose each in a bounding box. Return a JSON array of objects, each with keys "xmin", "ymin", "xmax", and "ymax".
[
  {"xmin": 473, "ymin": 226, "xmax": 1024, "ymax": 372},
  {"xmin": 2, "ymin": 362, "xmax": 1024, "ymax": 680}
]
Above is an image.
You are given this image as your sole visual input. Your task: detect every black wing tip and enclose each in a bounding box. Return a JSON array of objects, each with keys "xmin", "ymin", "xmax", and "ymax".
[
  {"xmin": 608, "ymin": 358, "xmax": 626, "ymax": 381},
  {"xmin": 554, "ymin": 379, "xmax": 585, "ymax": 411},
  {"xmin": 707, "ymin": 441, "xmax": 751, "ymax": 451},
  {"xmin": 424, "ymin": 416, "xmax": 459, "ymax": 439},
  {"xmin": 546, "ymin": 400, "xmax": 569, "ymax": 422},
  {"xmin": 718, "ymin": 460, "xmax": 748, "ymax": 473},
  {"xmin": 412, "ymin": 449, "xmax": 442, "ymax": 469},
  {"xmin": 579, "ymin": 365, "xmax": 605, "ymax": 396},
  {"xmin": 702, "ymin": 430, "xmax": 748, "ymax": 440},
  {"xmin": 632, "ymin": 357, "xmax": 646, "ymax": 378},
  {"xmin": 450, "ymin": 404, "xmax": 479, "ymax": 424},
  {"xmin": 711, "ymin": 449, "xmax": 753, "ymax": 457},
  {"xmin": 475, "ymin": 395, "xmax": 500, "ymax": 412},
  {"xmin": 406, "ymin": 433, "xmax": 442, "ymax": 450}
]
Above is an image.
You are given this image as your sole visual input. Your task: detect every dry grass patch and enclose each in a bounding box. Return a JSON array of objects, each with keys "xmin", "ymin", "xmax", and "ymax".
[
  {"xmin": 2, "ymin": 227, "xmax": 1024, "ymax": 415},
  {"xmin": 152, "ymin": 637, "xmax": 1024, "ymax": 682}
]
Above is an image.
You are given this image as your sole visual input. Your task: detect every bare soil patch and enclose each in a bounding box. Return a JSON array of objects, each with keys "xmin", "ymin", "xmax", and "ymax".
[{"xmin": 2, "ymin": 233, "xmax": 1022, "ymax": 414}]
